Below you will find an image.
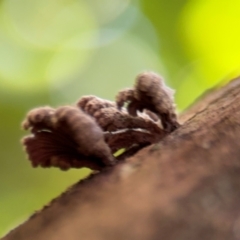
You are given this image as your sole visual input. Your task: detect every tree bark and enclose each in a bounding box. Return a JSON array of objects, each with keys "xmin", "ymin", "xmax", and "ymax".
[{"xmin": 3, "ymin": 77, "xmax": 240, "ymax": 240}]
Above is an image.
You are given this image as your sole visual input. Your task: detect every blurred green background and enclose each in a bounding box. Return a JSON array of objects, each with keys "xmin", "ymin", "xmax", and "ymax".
[{"xmin": 1, "ymin": 0, "xmax": 240, "ymax": 236}]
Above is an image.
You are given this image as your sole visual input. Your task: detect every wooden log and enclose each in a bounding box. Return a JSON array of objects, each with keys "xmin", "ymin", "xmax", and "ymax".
[{"xmin": 3, "ymin": 77, "xmax": 240, "ymax": 240}]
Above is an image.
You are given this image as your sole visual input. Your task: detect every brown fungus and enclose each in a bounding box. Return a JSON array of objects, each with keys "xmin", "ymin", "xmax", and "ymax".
[
  {"xmin": 116, "ymin": 71, "xmax": 180, "ymax": 132},
  {"xmin": 22, "ymin": 106, "xmax": 115, "ymax": 170},
  {"xmin": 22, "ymin": 72, "xmax": 179, "ymax": 171}
]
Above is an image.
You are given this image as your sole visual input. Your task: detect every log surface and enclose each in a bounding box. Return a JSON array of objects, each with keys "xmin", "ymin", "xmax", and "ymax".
[{"xmin": 3, "ymin": 78, "xmax": 240, "ymax": 240}]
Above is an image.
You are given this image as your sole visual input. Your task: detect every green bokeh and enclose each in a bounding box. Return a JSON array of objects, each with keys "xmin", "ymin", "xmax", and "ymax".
[{"xmin": 1, "ymin": 0, "xmax": 240, "ymax": 236}]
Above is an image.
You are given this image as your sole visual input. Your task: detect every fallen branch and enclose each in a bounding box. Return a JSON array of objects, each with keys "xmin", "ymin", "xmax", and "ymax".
[{"xmin": 3, "ymin": 77, "xmax": 240, "ymax": 240}]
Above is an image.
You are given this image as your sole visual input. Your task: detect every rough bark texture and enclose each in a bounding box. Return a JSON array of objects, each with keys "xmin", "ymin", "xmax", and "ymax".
[{"xmin": 3, "ymin": 77, "xmax": 240, "ymax": 240}]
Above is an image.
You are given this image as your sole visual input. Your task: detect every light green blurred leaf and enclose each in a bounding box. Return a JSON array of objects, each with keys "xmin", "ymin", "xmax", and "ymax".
[
  {"xmin": 0, "ymin": 0, "xmax": 97, "ymax": 92},
  {"xmin": 180, "ymin": 0, "xmax": 240, "ymax": 84}
]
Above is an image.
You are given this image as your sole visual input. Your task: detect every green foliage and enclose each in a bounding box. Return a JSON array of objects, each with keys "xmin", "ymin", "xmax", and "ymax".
[
  {"xmin": 1, "ymin": 0, "xmax": 240, "ymax": 236},
  {"xmin": 141, "ymin": 0, "xmax": 240, "ymax": 108}
]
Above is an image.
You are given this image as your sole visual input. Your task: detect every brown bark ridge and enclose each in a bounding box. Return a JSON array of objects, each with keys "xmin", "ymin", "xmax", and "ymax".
[{"xmin": 3, "ymin": 77, "xmax": 240, "ymax": 240}]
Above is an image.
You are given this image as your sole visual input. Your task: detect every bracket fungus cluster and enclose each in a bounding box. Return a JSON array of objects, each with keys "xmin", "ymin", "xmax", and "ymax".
[{"xmin": 22, "ymin": 72, "xmax": 179, "ymax": 171}]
